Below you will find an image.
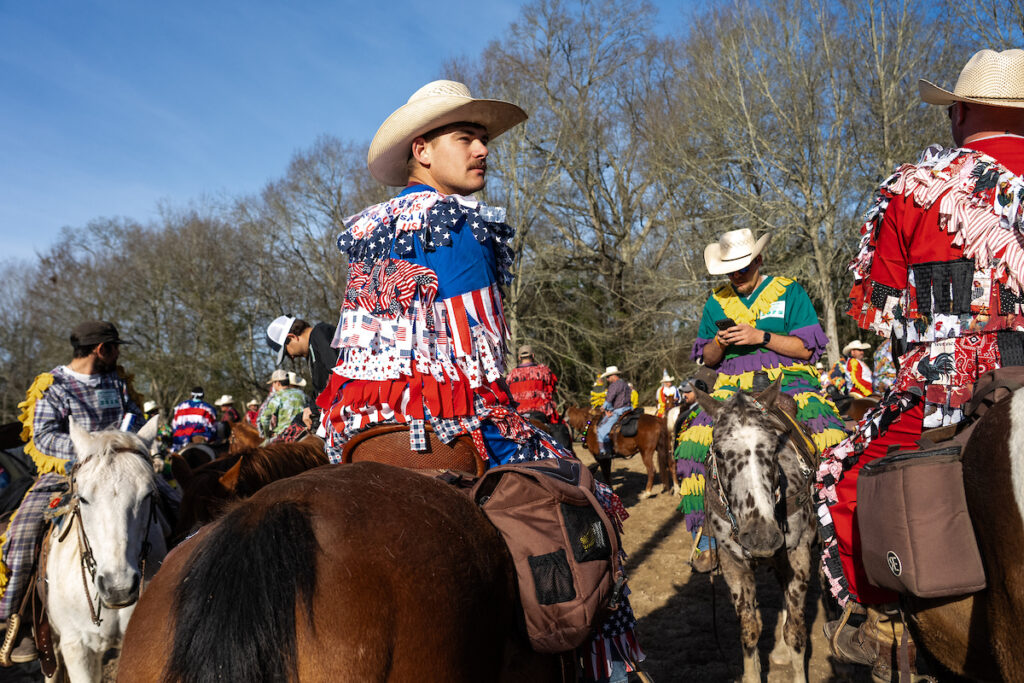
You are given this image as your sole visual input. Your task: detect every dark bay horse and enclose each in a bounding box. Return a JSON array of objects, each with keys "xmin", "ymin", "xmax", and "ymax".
[
  {"xmin": 168, "ymin": 439, "xmax": 327, "ymax": 544},
  {"xmin": 579, "ymin": 407, "xmax": 676, "ymax": 499},
  {"xmin": 117, "ymin": 462, "xmax": 565, "ymax": 682},
  {"xmin": 898, "ymin": 390, "xmax": 1024, "ymax": 680},
  {"xmin": 695, "ymin": 381, "xmax": 817, "ymax": 682}
]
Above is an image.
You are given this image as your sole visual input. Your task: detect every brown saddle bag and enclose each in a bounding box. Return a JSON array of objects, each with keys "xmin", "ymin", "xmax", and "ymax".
[
  {"xmin": 854, "ymin": 367, "xmax": 1024, "ymax": 598},
  {"xmin": 341, "ymin": 423, "xmax": 486, "ymax": 477}
]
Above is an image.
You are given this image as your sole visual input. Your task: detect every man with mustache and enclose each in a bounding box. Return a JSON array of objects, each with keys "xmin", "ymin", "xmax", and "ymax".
[{"xmin": 320, "ymin": 80, "xmax": 644, "ymax": 682}]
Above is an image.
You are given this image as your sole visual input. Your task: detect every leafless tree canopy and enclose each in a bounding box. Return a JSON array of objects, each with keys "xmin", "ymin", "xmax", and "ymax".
[{"xmin": 1, "ymin": 0, "xmax": 1019, "ymax": 420}]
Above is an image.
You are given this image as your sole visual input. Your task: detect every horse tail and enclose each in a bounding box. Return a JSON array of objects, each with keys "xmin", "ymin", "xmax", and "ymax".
[{"xmin": 164, "ymin": 499, "xmax": 318, "ymax": 683}]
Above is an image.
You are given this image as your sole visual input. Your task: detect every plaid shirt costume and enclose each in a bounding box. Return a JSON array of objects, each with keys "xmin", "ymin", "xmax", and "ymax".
[{"xmin": 0, "ymin": 366, "xmax": 140, "ymax": 619}]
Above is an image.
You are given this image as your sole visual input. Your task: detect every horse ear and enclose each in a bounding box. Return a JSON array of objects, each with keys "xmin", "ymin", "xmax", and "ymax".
[
  {"xmin": 694, "ymin": 389, "xmax": 721, "ymax": 421},
  {"xmin": 136, "ymin": 416, "xmax": 159, "ymax": 449},
  {"xmin": 219, "ymin": 458, "xmax": 243, "ymax": 494},
  {"xmin": 68, "ymin": 417, "xmax": 92, "ymax": 458},
  {"xmin": 170, "ymin": 453, "xmax": 193, "ymax": 487},
  {"xmin": 754, "ymin": 376, "xmax": 784, "ymax": 409}
]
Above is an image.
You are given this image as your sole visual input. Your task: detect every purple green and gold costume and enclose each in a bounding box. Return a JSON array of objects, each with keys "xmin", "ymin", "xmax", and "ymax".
[{"xmin": 675, "ymin": 276, "xmax": 846, "ymax": 532}]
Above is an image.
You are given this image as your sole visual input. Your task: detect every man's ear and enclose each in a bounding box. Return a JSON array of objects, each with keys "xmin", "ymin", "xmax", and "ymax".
[{"xmin": 411, "ymin": 136, "xmax": 430, "ymax": 166}]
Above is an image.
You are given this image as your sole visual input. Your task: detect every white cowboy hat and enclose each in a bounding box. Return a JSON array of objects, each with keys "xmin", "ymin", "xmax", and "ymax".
[
  {"xmin": 660, "ymin": 370, "xmax": 674, "ymax": 383},
  {"xmin": 266, "ymin": 315, "xmax": 296, "ymax": 366},
  {"xmin": 599, "ymin": 365, "xmax": 622, "ymax": 379},
  {"xmin": 920, "ymin": 49, "xmax": 1024, "ymax": 110},
  {"xmin": 214, "ymin": 394, "xmax": 234, "ymax": 406},
  {"xmin": 287, "ymin": 371, "xmax": 308, "ymax": 389},
  {"xmin": 842, "ymin": 339, "xmax": 872, "ymax": 355},
  {"xmin": 246, "ymin": 398, "xmax": 260, "ymax": 407},
  {"xmin": 367, "ymin": 80, "xmax": 528, "ymax": 187},
  {"xmin": 703, "ymin": 228, "xmax": 772, "ymax": 276},
  {"xmin": 143, "ymin": 400, "xmax": 158, "ymax": 413}
]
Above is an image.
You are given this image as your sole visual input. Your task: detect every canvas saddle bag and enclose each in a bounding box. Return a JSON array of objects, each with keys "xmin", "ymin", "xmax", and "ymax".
[
  {"xmin": 471, "ymin": 457, "xmax": 622, "ymax": 653},
  {"xmin": 856, "ymin": 367, "xmax": 1024, "ymax": 598}
]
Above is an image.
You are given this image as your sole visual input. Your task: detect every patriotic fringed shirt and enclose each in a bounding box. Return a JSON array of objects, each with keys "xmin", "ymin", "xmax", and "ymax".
[
  {"xmin": 507, "ymin": 361, "xmax": 560, "ymax": 420},
  {"xmin": 170, "ymin": 398, "xmax": 217, "ymax": 448},
  {"xmin": 324, "ymin": 184, "xmax": 517, "ymax": 452}
]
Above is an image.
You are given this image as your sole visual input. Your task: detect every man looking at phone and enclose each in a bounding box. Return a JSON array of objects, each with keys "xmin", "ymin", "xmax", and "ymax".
[{"xmin": 675, "ymin": 228, "xmax": 845, "ymax": 572}]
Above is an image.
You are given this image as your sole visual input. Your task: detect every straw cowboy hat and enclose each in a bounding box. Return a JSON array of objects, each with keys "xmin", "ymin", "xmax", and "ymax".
[
  {"xmin": 599, "ymin": 365, "xmax": 622, "ymax": 379},
  {"xmin": 214, "ymin": 394, "xmax": 234, "ymax": 407},
  {"xmin": 267, "ymin": 369, "xmax": 290, "ymax": 384},
  {"xmin": 518, "ymin": 344, "xmax": 534, "ymax": 359},
  {"xmin": 920, "ymin": 49, "xmax": 1024, "ymax": 110},
  {"xmin": 246, "ymin": 398, "xmax": 260, "ymax": 407},
  {"xmin": 660, "ymin": 370, "xmax": 675, "ymax": 384},
  {"xmin": 143, "ymin": 400, "xmax": 158, "ymax": 413},
  {"xmin": 288, "ymin": 371, "xmax": 308, "ymax": 389},
  {"xmin": 367, "ymin": 80, "xmax": 528, "ymax": 187},
  {"xmin": 842, "ymin": 339, "xmax": 872, "ymax": 355},
  {"xmin": 704, "ymin": 228, "xmax": 772, "ymax": 276}
]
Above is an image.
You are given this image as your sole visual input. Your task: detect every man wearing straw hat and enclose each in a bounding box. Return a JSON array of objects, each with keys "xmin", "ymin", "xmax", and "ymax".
[
  {"xmin": 828, "ymin": 340, "xmax": 873, "ymax": 400},
  {"xmin": 655, "ymin": 370, "xmax": 680, "ymax": 417},
  {"xmin": 676, "ymin": 228, "xmax": 845, "ymax": 573},
  {"xmin": 319, "ymin": 79, "xmax": 644, "ymax": 681},
  {"xmin": 818, "ymin": 49, "xmax": 1024, "ymax": 674}
]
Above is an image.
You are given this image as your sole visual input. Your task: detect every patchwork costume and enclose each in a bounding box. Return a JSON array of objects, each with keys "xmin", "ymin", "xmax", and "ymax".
[
  {"xmin": 319, "ymin": 184, "xmax": 644, "ymax": 676},
  {"xmin": 1, "ymin": 367, "xmax": 140, "ymax": 620},
  {"xmin": 507, "ymin": 360, "xmax": 560, "ymax": 421},
  {"xmin": 258, "ymin": 387, "xmax": 306, "ymax": 439},
  {"xmin": 170, "ymin": 397, "xmax": 217, "ymax": 449},
  {"xmin": 872, "ymin": 338, "xmax": 898, "ymax": 393},
  {"xmin": 818, "ymin": 135, "xmax": 1024, "ymax": 605},
  {"xmin": 828, "ymin": 356, "xmax": 874, "ymax": 398},
  {"xmin": 676, "ymin": 276, "xmax": 846, "ymax": 535}
]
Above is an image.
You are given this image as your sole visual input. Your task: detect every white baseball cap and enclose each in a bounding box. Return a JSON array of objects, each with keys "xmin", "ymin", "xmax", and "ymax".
[{"xmin": 266, "ymin": 315, "xmax": 296, "ymax": 365}]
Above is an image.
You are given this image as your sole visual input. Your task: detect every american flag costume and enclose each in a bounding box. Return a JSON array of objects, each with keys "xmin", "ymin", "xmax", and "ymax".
[{"xmin": 319, "ymin": 185, "xmax": 644, "ymax": 677}]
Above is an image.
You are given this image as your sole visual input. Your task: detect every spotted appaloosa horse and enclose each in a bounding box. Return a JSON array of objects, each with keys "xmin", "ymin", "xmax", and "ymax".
[
  {"xmin": 695, "ymin": 381, "xmax": 817, "ymax": 683},
  {"xmin": 117, "ymin": 462, "xmax": 566, "ymax": 682}
]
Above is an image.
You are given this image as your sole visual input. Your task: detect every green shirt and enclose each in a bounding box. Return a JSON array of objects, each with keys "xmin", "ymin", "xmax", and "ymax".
[{"xmin": 258, "ymin": 387, "xmax": 306, "ymax": 437}]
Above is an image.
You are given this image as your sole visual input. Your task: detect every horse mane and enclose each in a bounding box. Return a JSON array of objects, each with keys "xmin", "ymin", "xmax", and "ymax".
[
  {"xmin": 230, "ymin": 442, "xmax": 328, "ymax": 498},
  {"xmin": 164, "ymin": 499, "xmax": 319, "ymax": 683},
  {"xmin": 75, "ymin": 429, "xmax": 153, "ymax": 483}
]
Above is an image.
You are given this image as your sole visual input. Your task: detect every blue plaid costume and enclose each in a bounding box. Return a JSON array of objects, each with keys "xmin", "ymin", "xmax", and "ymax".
[{"xmin": 0, "ymin": 366, "xmax": 140, "ymax": 620}]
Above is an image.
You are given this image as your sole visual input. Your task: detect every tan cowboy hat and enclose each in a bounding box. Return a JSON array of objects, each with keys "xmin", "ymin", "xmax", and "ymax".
[
  {"xmin": 267, "ymin": 368, "xmax": 289, "ymax": 384},
  {"xmin": 920, "ymin": 49, "xmax": 1024, "ymax": 110},
  {"xmin": 214, "ymin": 394, "xmax": 234, "ymax": 406},
  {"xmin": 660, "ymin": 370, "xmax": 674, "ymax": 384},
  {"xmin": 246, "ymin": 398, "xmax": 260, "ymax": 407},
  {"xmin": 842, "ymin": 339, "xmax": 872, "ymax": 355},
  {"xmin": 704, "ymin": 228, "xmax": 771, "ymax": 276},
  {"xmin": 287, "ymin": 371, "xmax": 308, "ymax": 389},
  {"xmin": 518, "ymin": 344, "xmax": 534, "ymax": 359},
  {"xmin": 367, "ymin": 80, "xmax": 528, "ymax": 187},
  {"xmin": 599, "ymin": 365, "xmax": 622, "ymax": 379}
]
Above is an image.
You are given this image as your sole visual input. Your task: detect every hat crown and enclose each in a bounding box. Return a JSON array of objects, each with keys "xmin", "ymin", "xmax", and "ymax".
[
  {"xmin": 718, "ymin": 229, "xmax": 756, "ymax": 257},
  {"xmin": 954, "ymin": 49, "xmax": 1024, "ymax": 99},
  {"xmin": 408, "ymin": 80, "xmax": 472, "ymax": 103}
]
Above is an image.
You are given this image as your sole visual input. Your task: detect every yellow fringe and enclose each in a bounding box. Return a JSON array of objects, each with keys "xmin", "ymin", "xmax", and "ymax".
[
  {"xmin": 712, "ymin": 363, "xmax": 818, "ymax": 391},
  {"xmin": 712, "ymin": 276, "xmax": 793, "ymax": 326},
  {"xmin": 679, "ymin": 424, "xmax": 713, "ymax": 447},
  {"xmin": 17, "ymin": 372, "xmax": 68, "ymax": 477},
  {"xmin": 812, "ymin": 428, "xmax": 848, "ymax": 453},
  {"xmin": 680, "ymin": 473, "xmax": 706, "ymax": 496},
  {"xmin": 630, "ymin": 389, "xmax": 639, "ymax": 409},
  {"xmin": 589, "ymin": 390, "xmax": 606, "ymax": 409}
]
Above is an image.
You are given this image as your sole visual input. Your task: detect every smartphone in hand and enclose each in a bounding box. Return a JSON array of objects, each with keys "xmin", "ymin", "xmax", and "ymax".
[{"xmin": 714, "ymin": 318, "xmax": 737, "ymax": 331}]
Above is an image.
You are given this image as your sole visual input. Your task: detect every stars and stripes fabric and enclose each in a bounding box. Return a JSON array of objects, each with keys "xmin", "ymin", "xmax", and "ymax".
[{"xmin": 170, "ymin": 399, "xmax": 217, "ymax": 448}]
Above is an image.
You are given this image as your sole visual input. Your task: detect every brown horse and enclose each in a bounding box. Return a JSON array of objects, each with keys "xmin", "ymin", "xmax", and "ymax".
[
  {"xmin": 229, "ymin": 419, "xmax": 263, "ymax": 451},
  {"xmin": 117, "ymin": 462, "xmax": 566, "ymax": 682},
  {"xmin": 898, "ymin": 391, "xmax": 1024, "ymax": 680},
  {"xmin": 579, "ymin": 407, "xmax": 677, "ymax": 499},
  {"xmin": 168, "ymin": 439, "xmax": 327, "ymax": 544}
]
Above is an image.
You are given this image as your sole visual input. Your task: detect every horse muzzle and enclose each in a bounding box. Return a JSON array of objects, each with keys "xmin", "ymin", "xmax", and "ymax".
[
  {"xmin": 737, "ymin": 524, "xmax": 784, "ymax": 558},
  {"xmin": 97, "ymin": 571, "xmax": 141, "ymax": 609}
]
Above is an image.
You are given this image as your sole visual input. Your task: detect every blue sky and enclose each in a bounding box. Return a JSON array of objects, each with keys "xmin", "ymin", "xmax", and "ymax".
[{"xmin": 0, "ymin": 0, "xmax": 687, "ymax": 260}]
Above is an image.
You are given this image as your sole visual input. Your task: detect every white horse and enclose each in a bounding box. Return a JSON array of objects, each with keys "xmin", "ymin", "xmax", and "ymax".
[{"xmin": 45, "ymin": 417, "xmax": 166, "ymax": 682}]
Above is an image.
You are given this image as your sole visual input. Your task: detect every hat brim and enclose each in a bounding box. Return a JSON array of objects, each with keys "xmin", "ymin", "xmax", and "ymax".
[
  {"xmin": 368, "ymin": 98, "xmax": 528, "ymax": 187},
  {"xmin": 919, "ymin": 79, "xmax": 1024, "ymax": 109},
  {"xmin": 704, "ymin": 234, "xmax": 771, "ymax": 276}
]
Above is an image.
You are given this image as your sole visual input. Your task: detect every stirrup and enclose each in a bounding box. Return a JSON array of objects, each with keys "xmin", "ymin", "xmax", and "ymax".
[{"xmin": 0, "ymin": 614, "xmax": 20, "ymax": 667}]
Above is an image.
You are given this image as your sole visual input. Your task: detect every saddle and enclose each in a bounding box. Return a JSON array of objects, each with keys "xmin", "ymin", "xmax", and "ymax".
[
  {"xmin": 341, "ymin": 423, "xmax": 486, "ymax": 477},
  {"xmin": 613, "ymin": 409, "xmax": 644, "ymax": 439}
]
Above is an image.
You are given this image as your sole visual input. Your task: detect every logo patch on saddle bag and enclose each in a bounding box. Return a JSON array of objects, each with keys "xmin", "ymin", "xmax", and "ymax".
[{"xmin": 471, "ymin": 458, "xmax": 620, "ymax": 653}]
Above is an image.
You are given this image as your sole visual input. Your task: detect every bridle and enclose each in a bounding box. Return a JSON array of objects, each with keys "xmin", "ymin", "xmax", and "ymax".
[
  {"xmin": 705, "ymin": 397, "xmax": 817, "ymax": 554},
  {"xmin": 58, "ymin": 450, "xmax": 157, "ymax": 627}
]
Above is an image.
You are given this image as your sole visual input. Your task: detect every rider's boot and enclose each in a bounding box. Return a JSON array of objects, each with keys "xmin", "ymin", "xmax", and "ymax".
[
  {"xmin": 10, "ymin": 633, "xmax": 38, "ymax": 664},
  {"xmin": 1, "ymin": 616, "xmax": 38, "ymax": 665},
  {"xmin": 826, "ymin": 603, "xmax": 926, "ymax": 679}
]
